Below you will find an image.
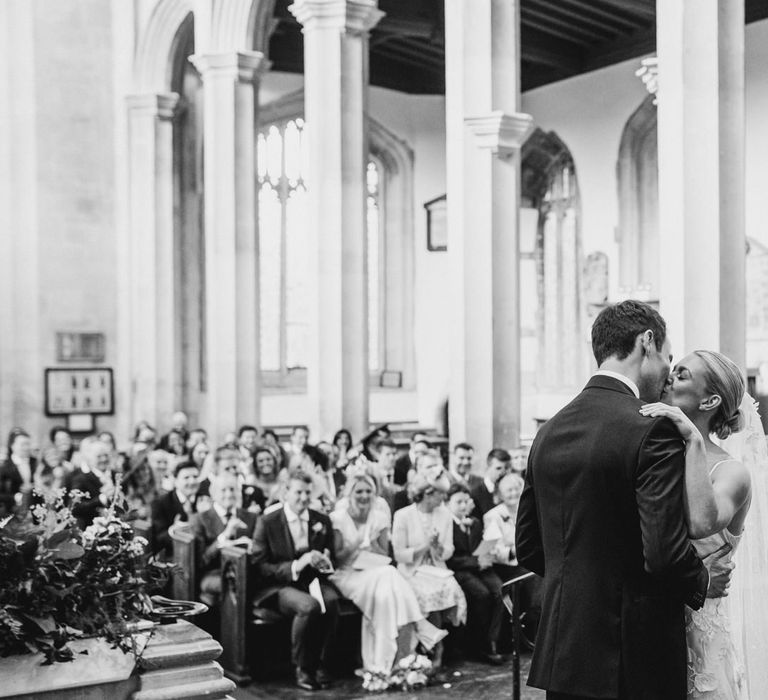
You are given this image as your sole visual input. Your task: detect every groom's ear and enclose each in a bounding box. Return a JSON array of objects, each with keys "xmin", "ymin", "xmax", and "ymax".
[
  {"xmin": 638, "ymin": 330, "xmax": 654, "ymax": 356},
  {"xmin": 700, "ymin": 394, "xmax": 722, "ymax": 413}
]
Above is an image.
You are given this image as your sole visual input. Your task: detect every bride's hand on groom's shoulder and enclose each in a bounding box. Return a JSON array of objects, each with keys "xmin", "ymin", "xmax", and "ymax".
[{"xmin": 639, "ymin": 403, "xmax": 699, "ymax": 442}]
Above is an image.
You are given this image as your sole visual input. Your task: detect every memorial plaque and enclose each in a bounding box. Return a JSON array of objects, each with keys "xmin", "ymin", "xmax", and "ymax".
[{"xmin": 44, "ymin": 368, "xmax": 114, "ymax": 416}]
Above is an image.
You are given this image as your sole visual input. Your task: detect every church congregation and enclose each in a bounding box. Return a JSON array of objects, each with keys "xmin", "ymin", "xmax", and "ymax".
[{"xmin": 0, "ymin": 418, "xmax": 536, "ymax": 692}]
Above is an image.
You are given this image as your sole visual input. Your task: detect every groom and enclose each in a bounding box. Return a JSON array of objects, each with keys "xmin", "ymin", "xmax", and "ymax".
[{"xmin": 516, "ymin": 300, "xmax": 721, "ymax": 700}]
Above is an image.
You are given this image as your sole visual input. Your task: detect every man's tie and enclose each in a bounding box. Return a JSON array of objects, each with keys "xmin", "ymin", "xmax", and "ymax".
[{"xmin": 182, "ymin": 499, "xmax": 193, "ymax": 518}]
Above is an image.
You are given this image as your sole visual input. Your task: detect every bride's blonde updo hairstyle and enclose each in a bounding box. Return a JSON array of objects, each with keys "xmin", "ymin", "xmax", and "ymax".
[{"xmin": 693, "ymin": 350, "xmax": 745, "ymax": 439}]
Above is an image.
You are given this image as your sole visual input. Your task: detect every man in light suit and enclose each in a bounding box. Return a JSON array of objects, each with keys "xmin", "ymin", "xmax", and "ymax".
[{"xmin": 251, "ymin": 470, "xmax": 339, "ymax": 692}]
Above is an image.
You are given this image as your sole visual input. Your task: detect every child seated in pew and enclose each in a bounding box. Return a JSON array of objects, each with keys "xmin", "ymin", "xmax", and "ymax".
[{"xmin": 445, "ymin": 483, "xmax": 505, "ymax": 665}]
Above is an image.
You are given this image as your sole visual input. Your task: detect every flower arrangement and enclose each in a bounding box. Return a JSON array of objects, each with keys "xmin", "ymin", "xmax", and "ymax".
[
  {"xmin": 0, "ymin": 487, "xmax": 172, "ymax": 664},
  {"xmin": 355, "ymin": 653, "xmax": 432, "ymax": 692},
  {"xmin": 390, "ymin": 653, "xmax": 432, "ymax": 691}
]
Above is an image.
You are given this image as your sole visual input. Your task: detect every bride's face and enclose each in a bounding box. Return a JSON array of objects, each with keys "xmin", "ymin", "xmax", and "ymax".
[{"xmin": 662, "ymin": 353, "xmax": 711, "ymax": 416}]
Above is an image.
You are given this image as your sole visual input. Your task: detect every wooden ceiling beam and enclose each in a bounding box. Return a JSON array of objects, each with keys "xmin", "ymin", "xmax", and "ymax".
[
  {"xmin": 376, "ymin": 46, "xmax": 443, "ymax": 75},
  {"xmin": 373, "ymin": 41, "xmax": 444, "ymax": 71},
  {"xmin": 520, "ymin": 14, "xmax": 595, "ymax": 46},
  {"xmin": 542, "ymin": 0, "xmax": 639, "ymax": 31},
  {"xmin": 521, "ymin": 43, "xmax": 582, "ymax": 71},
  {"xmin": 397, "ymin": 36, "xmax": 445, "ymax": 59},
  {"xmin": 521, "ymin": 6, "xmax": 613, "ymax": 42},
  {"xmin": 593, "ymin": 0, "xmax": 655, "ymax": 23},
  {"xmin": 527, "ymin": 0, "xmax": 629, "ymax": 35},
  {"xmin": 581, "ymin": 26, "xmax": 656, "ymax": 72}
]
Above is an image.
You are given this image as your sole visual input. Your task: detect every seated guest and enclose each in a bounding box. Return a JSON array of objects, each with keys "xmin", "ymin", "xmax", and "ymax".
[
  {"xmin": 329, "ymin": 472, "xmax": 446, "ymax": 685},
  {"xmin": 393, "ymin": 432, "xmax": 429, "ymax": 486},
  {"xmin": 247, "ymin": 446, "xmax": 280, "ymax": 509},
  {"xmin": 281, "ymin": 444, "xmax": 336, "ymax": 513},
  {"xmin": 288, "ymin": 425, "xmax": 310, "ymax": 459},
  {"xmin": 445, "ymin": 483, "xmax": 504, "ymax": 664},
  {"xmin": 162, "ymin": 429, "xmax": 188, "ymax": 459},
  {"xmin": 392, "ymin": 447, "xmax": 444, "ymax": 513},
  {"xmin": 193, "ymin": 473, "xmax": 257, "ymax": 602},
  {"xmin": 0, "ymin": 429, "xmax": 37, "ymax": 516},
  {"xmin": 483, "ymin": 472, "xmax": 525, "ymax": 575},
  {"xmin": 97, "ymin": 430, "xmax": 128, "ymax": 477},
  {"xmin": 392, "ymin": 470, "xmax": 467, "ymax": 671},
  {"xmin": 237, "ymin": 424, "xmax": 260, "ymax": 464},
  {"xmin": 262, "ymin": 428, "xmax": 289, "ymax": 471},
  {"xmin": 186, "ymin": 427, "xmax": 208, "ymax": 453},
  {"xmin": 360, "ymin": 424, "xmax": 390, "ymax": 461},
  {"xmin": 448, "ymin": 443, "xmax": 483, "ymax": 491},
  {"xmin": 159, "ymin": 411, "xmax": 189, "ymax": 451},
  {"xmin": 151, "ymin": 460, "xmax": 200, "ymax": 557},
  {"xmin": 370, "ymin": 438, "xmax": 403, "ymax": 515},
  {"xmin": 332, "ymin": 429, "xmax": 353, "ymax": 470},
  {"xmin": 469, "ymin": 448, "xmax": 511, "ymax": 518},
  {"xmin": 197, "ymin": 444, "xmax": 240, "ymax": 499},
  {"xmin": 483, "ymin": 472, "xmax": 539, "ymax": 633},
  {"xmin": 317, "ymin": 441, "xmax": 346, "ymax": 502},
  {"xmin": 50, "ymin": 425, "xmax": 76, "ymax": 466},
  {"xmin": 146, "ymin": 449, "xmax": 174, "ymax": 493},
  {"xmin": 251, "ymin": 470, "xmax": 340, "ymax": 692},
  {"xmin": 121, "ymin": 452, "xmax": 159, "ymax": 521},
  {"xmin": 65, "ymin": 438, "xmax": 116, "ymax": 527}
]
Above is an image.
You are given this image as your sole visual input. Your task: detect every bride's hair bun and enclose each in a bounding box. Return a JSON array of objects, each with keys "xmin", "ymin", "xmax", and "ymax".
[
  {"xmin": 714, "ymin": 408, "xmax": 744, "ymax": 440},
  {"xmin": 693, "ymin": 350, "xmax": 746, "ymax": 440}
]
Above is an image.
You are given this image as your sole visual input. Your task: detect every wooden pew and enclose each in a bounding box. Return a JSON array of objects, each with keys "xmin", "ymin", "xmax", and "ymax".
[
  {"xmin": 219, "ymin": 546, "xmax": 362, "ymax": 685},
  {"xmin": 170, "ymin": 523, "xmax": 197, "ymax": 601}
]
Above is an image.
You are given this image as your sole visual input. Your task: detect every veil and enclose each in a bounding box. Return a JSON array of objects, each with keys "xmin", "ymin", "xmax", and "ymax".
[{"xmin": 719, "ymin": 394, "xmax": 768, "ymax": 698}]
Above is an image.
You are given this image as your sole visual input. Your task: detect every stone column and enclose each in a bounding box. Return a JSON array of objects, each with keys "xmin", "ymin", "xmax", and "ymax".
[
  {"xmin": 126, "ymin": 93, "xmax": 179, "ymax": 429},
  {"xmin": 189, "ymin": 51, "xmax": 266, "ymax": 441},
  {"xmin": 657, "ymin": 0, "xmax": 745, "ymax": 367},
  {"xmin": 289, "ymin": 0, "xmax": 384, "ymax": 440},
  {"xmin": 445, "ymin": 0, "xmax": 533, "ymax": 450}
]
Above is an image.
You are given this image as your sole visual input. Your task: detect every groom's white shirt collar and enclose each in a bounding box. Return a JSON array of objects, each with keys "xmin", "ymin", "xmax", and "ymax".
[{"xmin": 594, "ymin": 370, "xmax": 640, "ymax": 399}]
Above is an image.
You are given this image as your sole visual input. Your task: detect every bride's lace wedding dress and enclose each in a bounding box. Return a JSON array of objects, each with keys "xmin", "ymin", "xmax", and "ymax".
[{"xmin": 686, "ymin": 461, "xmax": 747, "ymax": 700}]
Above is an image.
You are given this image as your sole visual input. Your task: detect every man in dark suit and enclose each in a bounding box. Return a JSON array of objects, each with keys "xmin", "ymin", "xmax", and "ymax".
[
  {"xmin": 65, "ymin": 438, "xmax": 115, "ymax": 527},
  {"xmin": 151, "ymin": 460, "xmax": 199, "ymax": 557},
  {"xmin": 447, "ymin": 442, "xmax": 483, "ymax": 491},
  {"xmin": 393, "ymin": 432, "xmax": 429, "ymax": 486},
  {"xmin": 469, "ymin": 448, "xmax": 510, "ymax": 519},
  {"xmin": 251, "ymin": 470, "xmax": 339, "ymax": 692},
  {"xmin": 516, "ymin": 300, "xmax": 722, "ymax": 700},
  {"xmin": 446, "ymin": 483, "xmax": 505, "ymax": 665},
  {"xmin": 192, "ymin": 473, "xmax": 258, "ymax": 602}
]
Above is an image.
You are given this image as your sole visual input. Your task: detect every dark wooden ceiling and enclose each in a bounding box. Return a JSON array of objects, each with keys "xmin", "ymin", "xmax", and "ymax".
[{"xmin": 268, "ymin": 0, "xmax": 768, "ymax": 95}]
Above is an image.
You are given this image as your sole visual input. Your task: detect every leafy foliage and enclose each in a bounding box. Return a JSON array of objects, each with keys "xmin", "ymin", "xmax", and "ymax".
[{"xmin": 0, "ymin": 488, "xmax": 172, "ymax": 663}]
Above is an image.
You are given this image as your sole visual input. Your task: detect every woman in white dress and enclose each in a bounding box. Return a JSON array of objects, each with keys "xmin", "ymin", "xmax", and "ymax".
[
  {"xmin": 330, "ymin": 472, "xmax": 446, "ymax": 686},
  {"xmin": 392, "ymin": 466, "xmax": 467, "ymax": 670},
  {"xmin": 641, "ymin": 350, "xmax": 754, "ymax": 699}
]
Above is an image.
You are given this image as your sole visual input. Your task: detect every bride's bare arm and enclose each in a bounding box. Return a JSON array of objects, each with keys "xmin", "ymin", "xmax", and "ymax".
[{"xmin": 639, "ymin": 403, "xmax": 747, "ymax": 538}]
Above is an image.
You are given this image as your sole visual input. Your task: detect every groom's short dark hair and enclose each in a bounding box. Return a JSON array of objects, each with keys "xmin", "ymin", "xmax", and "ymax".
[{"xmin": 591, "ymin": 300, "xmax": 667, "ymax": 366}]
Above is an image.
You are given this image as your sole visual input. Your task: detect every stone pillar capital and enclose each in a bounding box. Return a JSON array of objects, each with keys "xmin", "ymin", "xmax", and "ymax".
[
  {"xmin": 465, "ymin": 111, "xmax": 534, "ymax": 158},
  {"xmin": 189, "ymin": 50, "xmax": 270, "ymax": 83},
  {"xmin": 289, "ymin": 0, "xmax": 384, "ymax": 35},
  {"xmin": 126, "ymin": 93, "xmax": 180, "ymax": 120}
]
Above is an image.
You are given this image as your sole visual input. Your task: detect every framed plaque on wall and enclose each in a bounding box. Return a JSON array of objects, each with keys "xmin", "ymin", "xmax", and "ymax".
[{"xmin": 44, "ymin": 368, "xmax": 114, "ymax": 416}]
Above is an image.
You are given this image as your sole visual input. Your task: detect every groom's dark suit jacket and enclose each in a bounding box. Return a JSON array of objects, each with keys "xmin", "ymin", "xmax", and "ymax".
[
  {"xmin": 516, "ymin": 375, "xmax": 707, "ymax": 700},
  {"xmin": 250, "ymin": 506, "xmax": 336, "ymax": 606}
]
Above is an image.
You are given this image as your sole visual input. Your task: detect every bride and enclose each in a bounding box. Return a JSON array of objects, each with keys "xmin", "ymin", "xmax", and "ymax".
[{"xmin": 641, "ymin": 349, "xmax": 768, "ymax": 699}]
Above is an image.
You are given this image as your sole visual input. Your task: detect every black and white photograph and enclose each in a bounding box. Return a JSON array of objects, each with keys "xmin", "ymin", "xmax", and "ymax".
[{"xmin": 1, "ymin": 1, "xmax": 768, "ymax": 699}]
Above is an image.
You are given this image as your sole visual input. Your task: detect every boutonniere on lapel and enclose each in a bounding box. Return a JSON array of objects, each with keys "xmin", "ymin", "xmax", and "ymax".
[{"xmin": 312, "ymin": 521, "xmax": 325, "ymax": 535}]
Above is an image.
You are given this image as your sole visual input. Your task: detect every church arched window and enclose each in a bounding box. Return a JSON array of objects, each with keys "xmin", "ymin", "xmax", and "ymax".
[{"xmin": 257, "ymin": 112, "xmax": 403, "ymax": 387}]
